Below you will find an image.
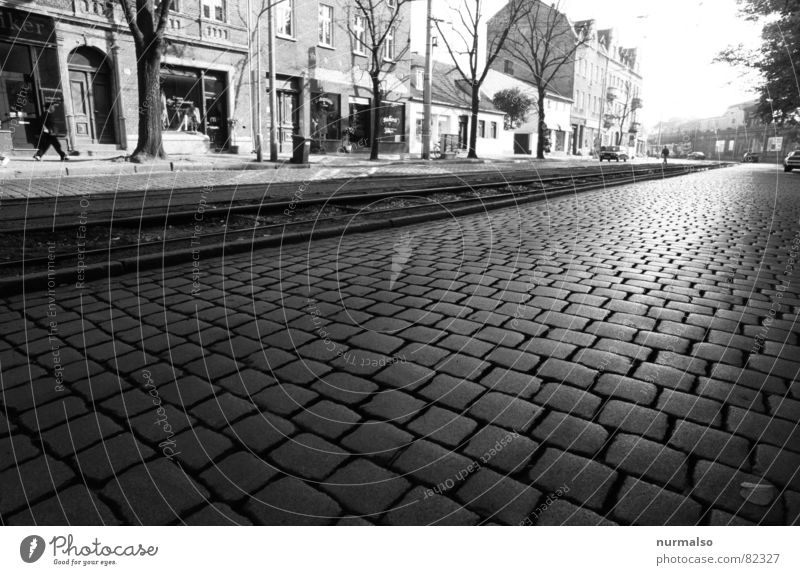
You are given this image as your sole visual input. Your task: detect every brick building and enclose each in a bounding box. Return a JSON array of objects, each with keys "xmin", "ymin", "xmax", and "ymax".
[{"xmin": 0, "ymin": 0, "xmax": 411, "ymax": 156}]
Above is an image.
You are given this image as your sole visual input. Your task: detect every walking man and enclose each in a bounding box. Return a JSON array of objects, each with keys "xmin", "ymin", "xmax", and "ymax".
[
  {"xmin": 661, "ymin": 145, "xmax": 669, "ymax": 165},
  {"xmin": 33, "ymin": 102, "xmax": 68, "ymax": 161}
]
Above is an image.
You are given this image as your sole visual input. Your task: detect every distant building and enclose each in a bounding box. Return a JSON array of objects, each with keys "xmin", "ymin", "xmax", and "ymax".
[
  {"xmin": 650, "ymin": 100, "xmax": 796, "ymax": 160},
  {"xmin": 571, "ymin": 22, "xmax": 644, "ymax": 156}
]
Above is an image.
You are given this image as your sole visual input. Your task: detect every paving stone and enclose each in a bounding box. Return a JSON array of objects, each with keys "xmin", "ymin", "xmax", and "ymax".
[
  {"xmin": 8, "ymin": 483, "xmax": 120, "ymax": 526},
  {"xmin": 246, "ymin": 477, "xmax": 341, "ymax": 525},
  {"xmin": 323, "ymin": 459, "xmax": 411, "ymax": 516},
  {"xmin": 419, "ymin": 374, "xmax": 484, "ymax": 410},
  {"xmin": 435, "ymin": 353, "xmax": 491, "ymax": 379},
  {"xmin": 656, "ymin": 390, "xmax": 723, "ymax": 427},
  {"xmin": 271, "ymin": 433, "xmax": 349, "ymax": 481},
  {"xmin": 535, "ymin": 358, "xmax": 598, "ymax": 389},
  {"xmin": 18, "ymin": 396, "xmax": 89, "ymax": 432},
  {"xmin": 594, "ymin": 374, "xmax": 657, "ymax": 405},
  {"xmin": 0, "ymin": 433, "xmax": 40, "ymax": 471},
  {"xmin": 384, "ymin": 486, "xmax": 479, "ymax": 525},
  {"xmin": 171, "ymin": 426, "xmax": 235, "ymax": 472},
  {"xmin": 691, "ymin": 460, "xmax": 784, "ymax": 524},
  {"xmin": 311, "ymin": 372, "xmax": 377, "ymax": 405},
  {"xmin": 528, "ymin": 448, "xmax": 616, "ymax": 511},
  {"xmin": 374, "ymin": 361, "xmax": 435, "ymax": 391},
  {"xmin": 480, "ymin": 368, "xmax": 542, "ymax": 399},
  {"xmin": 456, "ymin": 468, "xmax": 541, "ymax": 525},
  {"xmin": 129, "ymin": 404, "xmax": 196, "ymax": 445},
  {"xmin": 634, "ymin": 331, "xmax": 691, "ymax": 354},
  {"xmin": 474, "ymin": 326, "xmax": 525, "ymax": 348},
  {"xmin": 532, "ymin": 498, "xmax": 615, "ymax": 526},
  {"xmin": 347, "ymin": 332, "xmax": 405, "ymax": 355},
  {"xmin": 469, "ymin": 392, "xmax": 541, "ymax": 432},
  {"xmin": 533, "ymin": 411, "xmax": 609, "ymax": 455},
  {"xmin": 362, "ymin": 390, "xmax": 426, "ymax": 424},
  {"xmin": 695, "ymin": 377, "xmax": 764, "ymax": 412},
  {"xmin": 727, "ymin": 406, "xmax": 800, "ymax": 451},
  {"xmin": 534, "ymin": 382, "xmax": 601, "ymax": 418},
  {"xmin": 342, "ymin": 421, "xmax": 413, "ymax": 463},
  {"xmin": 654, "ymin": 351, "xmax": 708, "ymax": 376},
  {"xmin": 612, "ymin": 477, "xmax": 702, "ymax": 525},
  {"xmin": 408, "ymin": 406, "xmax": 477, "ymax": 447},
  {"xmin": 76, "ymin": 432, "xmax": 156, "ymax": 483},
  {"xmin": 463, "ymin": 426, "xmax": 536, "ymax": 473},
  {"xmin": 632, "ymin": 362, "xmax": 694, "ymax": 392},
  {"xmin": 605, "ymin": 434, "xmax": 689, "ymax": 490},
  {"xmin": 253, "ymin": 383, "xmax": 318, "ymax": 416},
  {"xmin": 598, "ymin": 400, "xmax": 669, "ymax": 441},
  {"xmin": 100, "ymin": 458, "xmax": 210, "ymax": 525},
  {"xmin": 396, "ymin": 342, "xmax": 450, "ymax": 367},
  {"xmin": 1, "ymin": 378, "xmax": 69, "ymax": 413},
  {"xmin": 190, "ymin": 393, "xmax": 256, "ymax": 429},
  {"xmin": 708, "ymin": 509, "xmax": 756, "ymax": 526},
  {"xmin": 295, "ymin": 400, "xmax": 361, "ymax": 440},
  {"xmin": 438, "ymin": 334, "xmax": 495, "ymax": 358},
  {"xmin": 273, "ymin": 360, "xmax": 331, "ymax": 385},
  {"xmin": 40, "ymin": 412, "xmax": 122, "ymax": 458},
  {"xmin": 182, "ymin": 503, "xmax": 252, "ymax": 525},
  {"xmin": 753, "ymin": 444, "xmax": 800, "ymax": 491},
  {"xmin": 226, "ymin": 412, "xmax": 296, "ymax": 452},
  {"xmin": 766, "ymin": 394, "xmax": 800, "ymax": 422},
  {"xmin": 199, "ymin": 452, "xmax": 279, "ymax": 503},
  {"xmin": 392, "ymin": 439, "xmax": 473, "ymax": 487},
  {"xmin": 709, "ymin": 363, "xmax": 787, "ymax": 395}
]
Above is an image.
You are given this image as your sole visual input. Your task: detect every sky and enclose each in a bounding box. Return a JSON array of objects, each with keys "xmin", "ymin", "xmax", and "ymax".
[{"xmin": 410, "ymin": 0, "xmax": 764, "ymax": 125}]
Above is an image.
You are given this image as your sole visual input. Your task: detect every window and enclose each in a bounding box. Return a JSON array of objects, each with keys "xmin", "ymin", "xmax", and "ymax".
[
  {"xmin": 416, "ymin": 69, "xmax": 424, "ymax": 90},
  {"xmin": 353, "ymin": 14, "xmax": 366, "ymax": 54},
  {"xmin": 318, "ymin": 4, "xmax": 333, "ymax": 46},
  {"xmin": 490, "ymin": 121, "xmax": 497, "ymax": 139},
  {"xmin": 202, "ymin": 0, "xmax": 225, "ymax": 21},
  {"xmin": 504, "ymin": 59, "xmax": 514, "ymax": 74},
  {"xmin": 384, "ymin": 26, "xmax": 395, "ymax": 60},
  {"xmin": 478, "ymin": 120, "xmax": 485, "ymax": 138},
  {"xmin": 276, "ymin": 0, "xmax": 293, "ymax": 37}
]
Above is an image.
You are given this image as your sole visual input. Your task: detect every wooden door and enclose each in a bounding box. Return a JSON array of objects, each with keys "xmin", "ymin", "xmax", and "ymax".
[
  {"xmin": 91, "ymin": 75, "xmax": 115, "ymax": 143},
  {"xmin": 69, "ymin": 70, "xmax": 92, "ymax": 143}
]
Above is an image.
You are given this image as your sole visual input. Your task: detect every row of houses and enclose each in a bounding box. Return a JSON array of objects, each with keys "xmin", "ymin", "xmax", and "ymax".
[
  {"xmin": 650, "ymin": 101, "xmax": 798, "ymax": 161},
  {"xmin": 0, "ymin": 0, "xmax": 645, "ymax": 158}
]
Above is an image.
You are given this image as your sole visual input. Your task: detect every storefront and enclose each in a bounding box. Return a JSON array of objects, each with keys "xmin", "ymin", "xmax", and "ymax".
[
  {"xmin": 0, "ymin": 8, "xmax": 64, "ymax": 151},
  {"xmin": 160, "ymin": 65, "xmax": 229, "ymax": 150},
  {"xmin": 310, "ymin": 91, "xmax": 341, "ymax": 152}
]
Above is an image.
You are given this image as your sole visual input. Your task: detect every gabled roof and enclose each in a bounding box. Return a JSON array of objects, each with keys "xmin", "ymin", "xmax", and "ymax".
[{"xmin": 409, "ymin": 56, "xmax": 500, "ymax": 113}]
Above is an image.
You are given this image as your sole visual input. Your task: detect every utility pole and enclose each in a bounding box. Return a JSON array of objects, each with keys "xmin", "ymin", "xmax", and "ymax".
[
  {"xmin": 246, "ymin": 0, "xmax": 257, "ymax": 157},
  {"xmin": 422, "ymin": 0, "xmax": 433, "ymax": 160},
  {"xmin": 256, "ymin": 14, "xmax": 263, "ymax": 162}
]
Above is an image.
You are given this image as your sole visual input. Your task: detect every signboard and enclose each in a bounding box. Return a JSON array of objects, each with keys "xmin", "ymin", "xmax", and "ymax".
[
  {"xmin": 767, "ymin": 136, "xmax": 783, "ymax": 152},
  {"xmin": 0, "ymin": 7, "xmax": 56, "ymax": 44}
]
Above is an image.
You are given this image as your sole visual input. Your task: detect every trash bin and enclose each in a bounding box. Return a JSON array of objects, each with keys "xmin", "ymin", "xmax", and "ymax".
[{"xmin": 291, "ymin": 134, "xmax": 310, "ymax": 164}]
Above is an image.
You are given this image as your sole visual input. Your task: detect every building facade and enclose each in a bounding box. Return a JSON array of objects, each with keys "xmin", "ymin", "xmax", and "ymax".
[{"xmin": 0, "ymin": 0, "xmax": 411, "ymax": 156}]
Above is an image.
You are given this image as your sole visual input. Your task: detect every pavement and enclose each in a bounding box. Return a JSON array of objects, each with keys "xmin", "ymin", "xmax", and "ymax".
[
  {"xmin": 1, "ymin": 163, "xmax": 799, "ymax": 525},
  {"xmin": 0, "ymin": 151, "xmax": 691, "ymax": 200}
]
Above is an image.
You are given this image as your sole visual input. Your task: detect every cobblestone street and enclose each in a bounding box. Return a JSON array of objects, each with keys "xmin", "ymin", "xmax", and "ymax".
[{"xmin": 1, "ymin": 164, "xmax": 799, "ymax": 525}]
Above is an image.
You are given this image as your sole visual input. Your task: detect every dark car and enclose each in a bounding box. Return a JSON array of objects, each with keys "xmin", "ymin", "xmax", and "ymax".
[
  {"xmin": 687, "ymin": 151, "xmax": 706, "ymax": 160},
  {"xmin": 743, "ymin": 152, "xmax": 760, "ymax": 163},
  {"xmin": 599, "ymin": 145, "xmax": 629, "ymax": 162},
  {"xmin": 784, "ymin": 150, "xmax": 800, "ymax": 172}
]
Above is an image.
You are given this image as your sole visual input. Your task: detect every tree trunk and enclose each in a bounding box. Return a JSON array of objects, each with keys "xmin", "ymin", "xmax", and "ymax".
[
  {"xmin": 536, "ymin": 90, "xmax": 546, "ymax": 159},
  {"xmin": 131, "ymin": 41, "xmax": 166, "ymax": 163},
  {"xmin": 468, "ymin": 83, "xmax": 480, "ymax": 159},
  {"xmin": 370, "ymin": 74, "xmax": 381, "ymax": 161}
]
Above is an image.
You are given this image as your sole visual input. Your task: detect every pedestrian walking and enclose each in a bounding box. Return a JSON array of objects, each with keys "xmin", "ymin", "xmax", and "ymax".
[
  {"xmin": 33, "ymin": 103, "xmax": 68, "ymax": 161},
  {"xmin": 661, "ymin": 145, "xmax": 669, "ymax": 165}
]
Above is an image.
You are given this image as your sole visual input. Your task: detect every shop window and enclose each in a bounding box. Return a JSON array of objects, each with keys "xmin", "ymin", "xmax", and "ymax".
[
  {"xmin": 377, "ymin": 101, "xmax": 404, "ymax": 142},
  {"xmin": 318, "ymin": 4, "xmax": 334, "ymax": 47},
  {"xmin": 353, "ymin": 14, "xmax": 366, "ymax": 54},
  {"xmin": 202, "ymin": 0, "xmax": 225, "ymax": 21},
  {"xmin": 310, "ymin": 92, "xmax": 340, "ymax": 142},
  {"xmin": 277, "ymin": 0, "xmax": 294, "ymax": 37}
]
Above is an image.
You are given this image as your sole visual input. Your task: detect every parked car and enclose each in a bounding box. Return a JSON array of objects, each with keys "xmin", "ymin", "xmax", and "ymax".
[
  {"xmin": 743, "ymin": 152, "xmax": 760, "ymax": 163},
  {"xmin": 784, "ymin": 150, "xmax": 800, "ymax": 172},
  {"xmin": 687, "ymin": 151, "xmax": 706, "ymax": 160},
  {"xmin": 598, "ymin": 145, "xmax": 629, "ymax": 162}
]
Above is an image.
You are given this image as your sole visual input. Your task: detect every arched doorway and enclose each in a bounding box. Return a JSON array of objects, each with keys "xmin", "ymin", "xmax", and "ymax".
[{"xmin": 67, "ymin": 47, "xmax": 116, "ymax": 145}]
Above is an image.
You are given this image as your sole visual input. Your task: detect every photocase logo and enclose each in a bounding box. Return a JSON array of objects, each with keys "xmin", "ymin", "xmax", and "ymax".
[
  {"xmin": 20, "ymin": 535, "xmax": 46, "ymax": 563},
  {"xmin": 389, "ymin": 231, "xmax": 414, "ymax": 290}
]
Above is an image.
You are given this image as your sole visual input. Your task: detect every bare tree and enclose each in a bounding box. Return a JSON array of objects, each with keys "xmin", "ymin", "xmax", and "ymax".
[
  {"xmin": 502, "ymin": 0, "xmax": 589, "ymax": 159},
  {"xmin": 435, "ymin": 0, "xmax": 529, "ymax": 158},
  {"xmin": 118, "ymin": 0, "xmax": 172, "ymax": 162},
  {"xmin": 345, "ymin": 0, "xmax": 412, "ymax": 160},
  {"xmin": 607, "ymin": 79, "xmax": 641, "ymax": 146}
]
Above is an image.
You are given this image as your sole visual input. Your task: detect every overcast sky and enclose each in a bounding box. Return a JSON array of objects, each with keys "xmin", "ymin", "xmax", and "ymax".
[{"xmin": 410, "ymin": 0, "xmax": 764, "ymax": 125}]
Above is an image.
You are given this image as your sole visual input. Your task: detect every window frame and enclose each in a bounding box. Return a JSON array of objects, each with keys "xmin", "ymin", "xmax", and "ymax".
[
  {"xmin": 202, "ymin": 0, "xmax": 226, "ymax": 22},
  {"xmin": 318, "ymin": 3, "xmax": 334, "ymax": 47},
  {"xmin": 276, "ymin": 0, "xmax": 294, "ymax": 39},
  {"xmin": 383, "ymin": 26, "xmax": 396, "ymax": 61},
  {"xmin": 353, "ymin": 13, "xmax": 366, "ymax": 55}
]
